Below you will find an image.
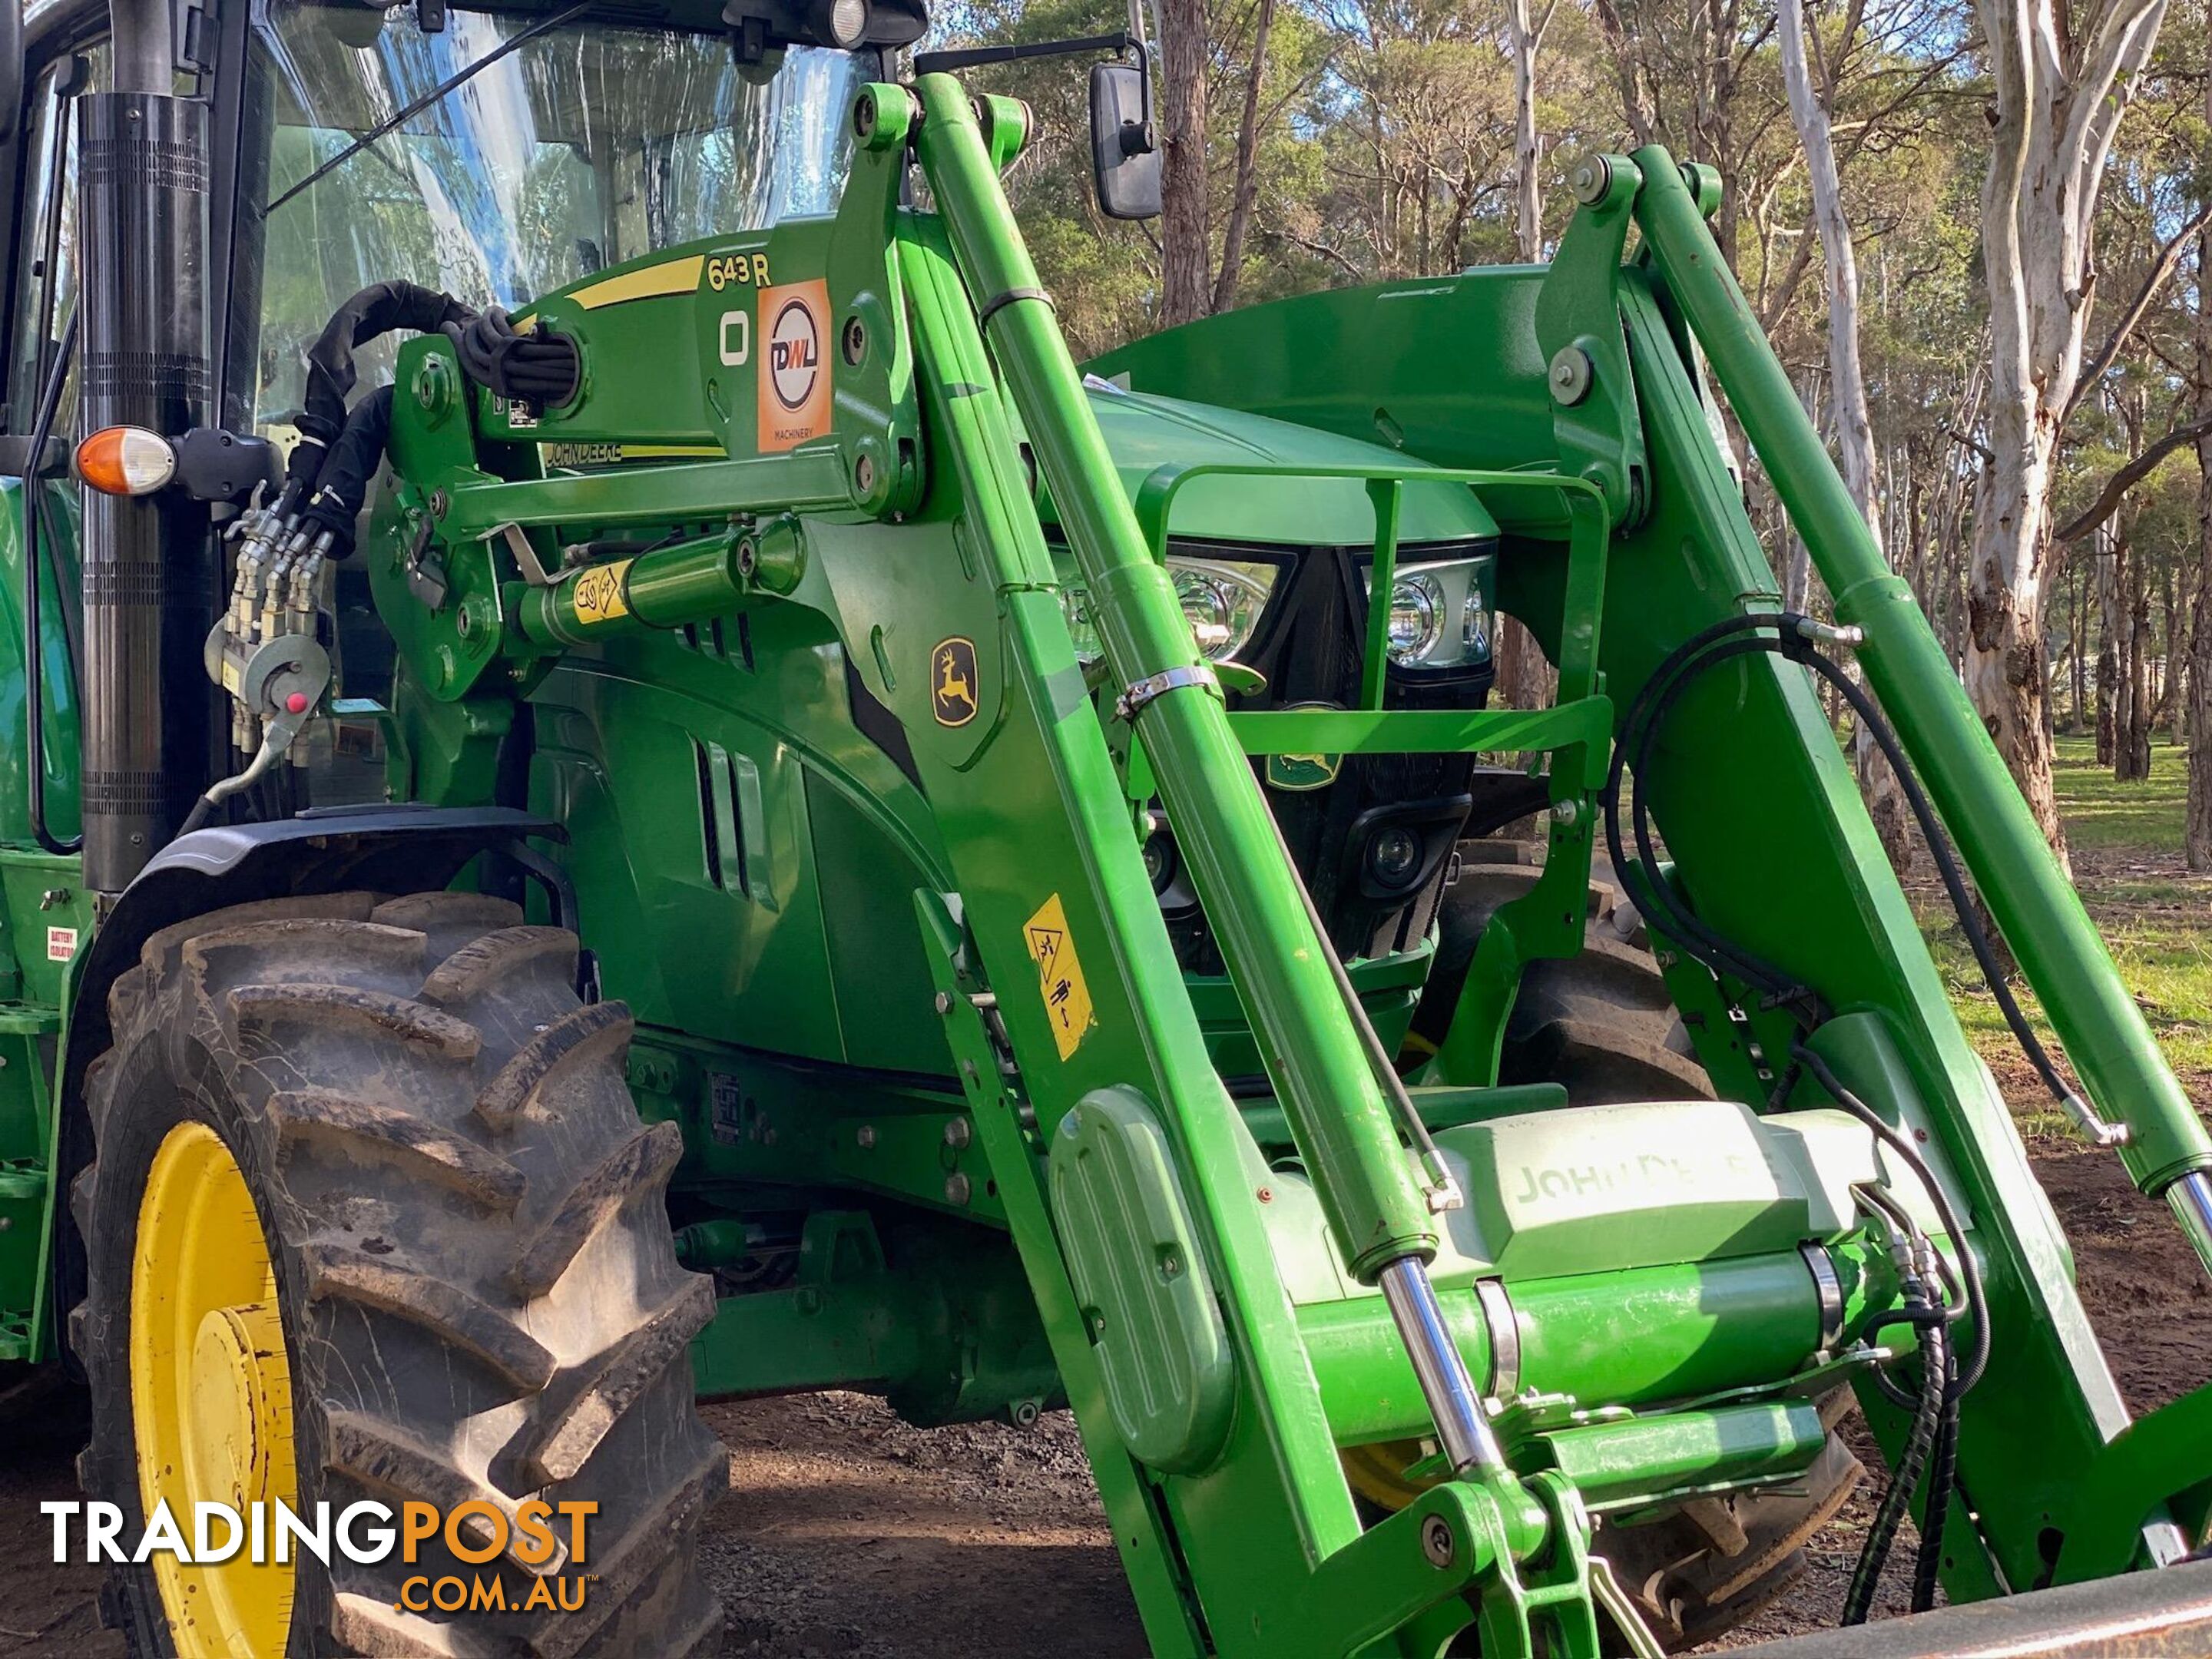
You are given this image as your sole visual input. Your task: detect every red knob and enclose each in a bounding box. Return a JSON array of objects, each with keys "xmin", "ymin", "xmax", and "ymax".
[{"xmin": 286, "ymin": 692, "xmax": 310, "ymax": 714}]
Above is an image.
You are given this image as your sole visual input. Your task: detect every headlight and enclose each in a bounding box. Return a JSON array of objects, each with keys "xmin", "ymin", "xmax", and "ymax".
[
  {"xmin": 1170, "ymin": 558, "xmax": 1276, "ymax": 661},
  {"xmin": 1366, "ymin": 553, "xmax": 1495, "ymax": 671},
  {"xmin": 1386, "ymin": 571, "xmax": 1443, "ymax": 664},
  {"xmin": 1054, "ymin": 548, "xmax": 1282, "ymax": 667}
]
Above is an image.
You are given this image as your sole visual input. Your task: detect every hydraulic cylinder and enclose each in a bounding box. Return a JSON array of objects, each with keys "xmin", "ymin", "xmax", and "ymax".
[{"xmin": 1301, "ymin": 1250, "xmax": 1856, "ymax": 1446}]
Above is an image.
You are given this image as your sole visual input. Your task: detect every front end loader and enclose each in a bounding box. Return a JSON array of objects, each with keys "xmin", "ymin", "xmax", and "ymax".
[{"xmin": 0, "ymin": 0, "xmax": 2208, "ymax": 1652}]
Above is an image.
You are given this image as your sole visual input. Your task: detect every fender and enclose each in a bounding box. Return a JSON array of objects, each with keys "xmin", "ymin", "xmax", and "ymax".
[{"xmin": 39, "ymin": 804, "xmax": 561, "ymax": 1368}]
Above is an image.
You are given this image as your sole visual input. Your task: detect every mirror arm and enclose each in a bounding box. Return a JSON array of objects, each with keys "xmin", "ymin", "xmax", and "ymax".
[{"xmin": 912, "ymin": 32, "xmax": 1155, "ymax": 154}]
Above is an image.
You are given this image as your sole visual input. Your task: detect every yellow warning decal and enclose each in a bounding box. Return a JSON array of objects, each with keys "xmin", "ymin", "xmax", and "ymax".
[
  {"xmin": 1023, "ymin": 893, "xmax": 1097, "ymax": 1061},
  {"xmin": 572, "ymin": 559, "xmax": 633, "ymax": 625}
]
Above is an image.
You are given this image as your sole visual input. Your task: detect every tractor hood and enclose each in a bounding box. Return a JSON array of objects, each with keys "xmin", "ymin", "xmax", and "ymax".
[{"xmin": 1031, "ymin": 389, "xmax": 1499, "ymax": 549}]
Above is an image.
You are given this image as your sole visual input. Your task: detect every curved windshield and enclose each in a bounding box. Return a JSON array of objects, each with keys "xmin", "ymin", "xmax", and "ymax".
[{"xmin": 237, "ymin": 2, "xmax": 863, "ymax": 428}]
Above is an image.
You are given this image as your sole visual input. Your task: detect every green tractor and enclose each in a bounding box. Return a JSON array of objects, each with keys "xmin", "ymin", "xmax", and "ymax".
[{"xmin": 0, "ymin": 0, "xmax": 2208, "ymax": 1651}]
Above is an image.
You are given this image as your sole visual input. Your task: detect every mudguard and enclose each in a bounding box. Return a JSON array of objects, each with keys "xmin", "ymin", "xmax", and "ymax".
[{"xmin": 41, "ymin": 804, "xmax": 561, "ymax": 1367}]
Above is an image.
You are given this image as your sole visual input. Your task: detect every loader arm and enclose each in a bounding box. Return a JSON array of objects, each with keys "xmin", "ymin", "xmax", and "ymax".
[{"xmin": 322, "ymin": 67, "xmax": 2212, "ymax": 1654}]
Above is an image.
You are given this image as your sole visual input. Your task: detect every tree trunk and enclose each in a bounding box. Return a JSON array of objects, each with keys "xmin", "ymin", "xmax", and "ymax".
[
  {"xmin": 2125, "ymin": 550, "xmax": 2153, "ymax": 780},
  {"xmin": 2095, "ymin": 531, "xmax": 2121, "ymax": 767},
  {"xmin": 1968, "ymin": 0, "xmax": 2170, "ymax": 870},
  {"xmin": 2192, "ymin": 18, "xmax": 2212, "ymax": 869},
  {"xmin": 1159, "ymin": 0, "xmax": 1212, "ymax": 327},
  {"xmin": 1210, "ymin": 0, "xmax": 1277, "ymax": 316},
  {"xmin": 1508, "ymin": 0, "xmax": 1551, "ymax": 263},
  {"xmin": 1492, "ymin": 0, "xmax": 1559, "ymax": 714},
  {"xmin": 1778, "ymin": 0, "xmax": 1908, "ymax": 868},
  {"xmin": 2070, "ymin": 555, "xmax": 2088, "ymax": 727}
]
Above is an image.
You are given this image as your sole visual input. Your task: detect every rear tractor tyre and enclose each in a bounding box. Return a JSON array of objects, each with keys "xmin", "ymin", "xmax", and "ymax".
[
  {"xmin": 70, "ymin": 889, "xmax": 727, "ymax": 1657},
  {"xmin": 1407, "ymin": 843, "xmax": 1863, "ymax": 1651}
]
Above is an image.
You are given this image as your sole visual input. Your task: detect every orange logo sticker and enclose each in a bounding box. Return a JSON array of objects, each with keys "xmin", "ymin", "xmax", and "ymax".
[{"xmin": 757, "ymin": 279, "xmax": 832, "ymax": 452}]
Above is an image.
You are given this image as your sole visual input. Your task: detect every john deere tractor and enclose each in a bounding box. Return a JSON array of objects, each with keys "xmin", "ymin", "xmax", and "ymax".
[{"xmin": 0, "ymin": 0, "xmax": 2208, "ymax": 1651}]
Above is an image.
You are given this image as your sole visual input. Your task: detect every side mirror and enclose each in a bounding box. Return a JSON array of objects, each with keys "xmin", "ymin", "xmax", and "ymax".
[{"xmin": 1090, "ymin": 60, "xmax": 1160, "ymax": 221}]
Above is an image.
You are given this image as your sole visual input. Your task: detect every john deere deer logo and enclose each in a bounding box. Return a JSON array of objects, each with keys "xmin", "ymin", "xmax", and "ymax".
[{"xmin": 932, "ymin": 637, "xmax": 979, "ymax": 727}]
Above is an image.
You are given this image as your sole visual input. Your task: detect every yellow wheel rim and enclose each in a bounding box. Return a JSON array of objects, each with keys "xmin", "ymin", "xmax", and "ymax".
[
  {"xmin": 1341, "ymin": 1439, "xmax": 1438, "ymax": 1512},
  {"xmin": 131, "ymin": 1122, "xmax": 296, "ymax": 1658}
]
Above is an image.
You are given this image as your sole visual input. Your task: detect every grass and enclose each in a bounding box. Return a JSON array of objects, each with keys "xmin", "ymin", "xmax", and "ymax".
[
  {"xmin": 2045, "ymin": 733, "xmax": 2192, "ymax": 850},
  {"xmin": 1912, "ymin": 733, "xmax": 2212, "ymax": 1123}
]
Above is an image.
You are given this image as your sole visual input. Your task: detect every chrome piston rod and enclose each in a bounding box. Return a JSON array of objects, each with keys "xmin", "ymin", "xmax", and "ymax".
[
  {"xmin": 2170, "ymin": 1171, "xmax": 2212, "ymax": 1279},
  {"xmin": 1378, "ymin": 1255, "xmax": 1506, "ymax": 1474}
]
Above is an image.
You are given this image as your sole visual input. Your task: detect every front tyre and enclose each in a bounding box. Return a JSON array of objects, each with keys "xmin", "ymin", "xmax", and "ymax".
[{"xmin": 71, "ymin": 890, "xmax": 726, "ymax": 1657}]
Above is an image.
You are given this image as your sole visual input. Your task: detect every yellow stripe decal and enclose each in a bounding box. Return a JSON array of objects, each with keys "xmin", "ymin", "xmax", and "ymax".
[{"xmin": 571, "ymin": 255, "xmax": 705, "ymax": 311}]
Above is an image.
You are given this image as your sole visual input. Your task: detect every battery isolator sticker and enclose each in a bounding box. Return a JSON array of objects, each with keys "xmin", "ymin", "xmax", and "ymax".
[
  {"xmin": 757, "ymin": 279, "xmax": 833, "ymax": 452},
  {"xmin": 572, "ymin": 560, "xmax": 633, "ymax": 625},
  {"xmin": 1024, "ymin": 893, "xmax": 1097, "ymax": 1061}
]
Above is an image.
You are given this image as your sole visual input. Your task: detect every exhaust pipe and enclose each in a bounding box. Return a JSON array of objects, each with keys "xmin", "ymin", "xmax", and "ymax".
[{"xmin": 78, "ymin": 0, "xmax": 215, "ymax": 892}]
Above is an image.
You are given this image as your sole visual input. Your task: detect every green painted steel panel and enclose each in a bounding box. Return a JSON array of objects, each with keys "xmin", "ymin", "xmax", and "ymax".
[
  {"xmin": 1049, "ymin": 1086, "xmax": 1234, "ymax": 1475},
  {"xmin": 1037, "ymin": 389, "xmax": 1501, "ymax": 548}
]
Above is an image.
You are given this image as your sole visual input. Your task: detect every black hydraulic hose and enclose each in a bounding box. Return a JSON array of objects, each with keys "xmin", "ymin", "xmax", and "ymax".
[
  {"xmin": 1799, "ymin": 649, "xmax": 2085, "ymax": 1119},
  {"xmin": 1912, "ymin": 1349, "xmax": 1961, "ymax": 1613},
  {"xmin": 1795, "ymin": 1038, "xmax": 1990, "ymax": 1399},
  {"xmin": 1608, "ymin": 609, "xmax": 2088, "ymax": 1129},
  {"xmin": 297, "ymin": 386, "xmax": 396, "ymax": 557},
  {"xmin": 1601, "ymin": 611, "xmax": 2010, "ymax": 1392},
  {"xmin": 442, "ymin": 307, "xmax": 579, "ymax": 411},
  {"xmin": 1843, "ymin": 1300, "xmax": 1947, "ymax": 1625},
  {"xmin": 293, "ymin": 281, "xmax": 477, "ymax": 463},
  {"xmin": 18, "ymin": 306, "xmax": 81, "ymax": 856},
  {"xmin": 1608, "ymin": 628, "xmax": 1826, "ymax": 1022},
  {"xmin": 1601, "ymin": 616, "xmax": 1814, "ymax": 1006}
]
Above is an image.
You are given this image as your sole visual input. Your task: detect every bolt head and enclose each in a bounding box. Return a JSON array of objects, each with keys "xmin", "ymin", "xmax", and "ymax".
[
  {"xmin": 853, "ymin": 452, "xmax": 876, "ymax": 495},
  {"xmin": 842, "ymin": 316, "xmax": 867, "ymax": 366},
  {"xmin": 856, "ymin": 1124, "xmax": 876, "ymax": 1149},
  {"xmin": 943, "ymin": 1118, "xmax": 972, "ymax": 1149},
  {"xmin": 1548, "ymin": 346, "xmax": 1594, "ymax": 407},
  {"xmin": 934, "ymin": 991, "xmax": 953, "ymax": 1015},
  {"xmin": 1570, "ymin": 153, "xmax": 1614, "ymax": 205},
  {"xmin": 1421, "ymin": 1513, "xmax": 1455, "ymax": 1568},
  {"xmin": 945, "ymin": 1172, "xmax": 972, "ymax": 1207}
]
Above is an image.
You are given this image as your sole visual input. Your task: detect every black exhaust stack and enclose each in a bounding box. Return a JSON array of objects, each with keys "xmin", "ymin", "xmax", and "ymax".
[{"xmin": 78, "ymin": 0, "xmax": 214, "ymax": 892}]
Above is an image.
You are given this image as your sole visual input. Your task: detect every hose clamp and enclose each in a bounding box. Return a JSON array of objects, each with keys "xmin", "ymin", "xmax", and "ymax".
[
  {"xmin": 1800, "ymin": 1242, "xmax": 1846, "ymax": 1353},
  {"xmin": 1115, "ymin": 663, "xmax": 1220, "ymax": 725},
  {"xmin": 1474, "ymin": 1277, "xmax": 1520, "ymax": 1402}
]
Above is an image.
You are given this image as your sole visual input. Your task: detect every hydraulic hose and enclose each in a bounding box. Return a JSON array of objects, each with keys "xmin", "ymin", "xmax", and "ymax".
[
  {"xmin": 1601, "ymin": 614, "xmax": 2015, "ymax": 1393},
  {"xmin": 1603, "ymin": 610, "xmax": 2105, "ymax": 1144},
  {"xmin": 1797, "ymin": 1043, "xmax": 1988, "ymax": 1402},
  {"xmin": 1843, "ymin": 1283, "xmax": 1948, "ymax": 1625}
]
